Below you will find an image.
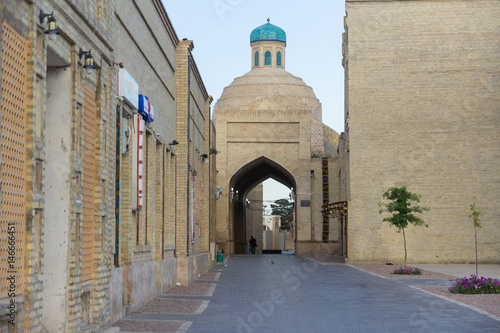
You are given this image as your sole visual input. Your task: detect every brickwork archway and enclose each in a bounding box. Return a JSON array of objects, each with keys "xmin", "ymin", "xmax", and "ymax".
[{"xmin": 229, "ymin": 157, "xmax": 296, "ymax": 254}]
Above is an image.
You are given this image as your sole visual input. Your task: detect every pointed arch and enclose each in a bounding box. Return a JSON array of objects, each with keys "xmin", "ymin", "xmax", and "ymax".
[{"xmin": 230, "ymin": 156, "xmax": 295, "ymax": 197}]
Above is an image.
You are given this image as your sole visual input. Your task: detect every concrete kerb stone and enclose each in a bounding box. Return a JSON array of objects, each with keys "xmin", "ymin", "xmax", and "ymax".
[{"xmin": 412, "ymin": 286, "xmax": 500, "ymax": 323}]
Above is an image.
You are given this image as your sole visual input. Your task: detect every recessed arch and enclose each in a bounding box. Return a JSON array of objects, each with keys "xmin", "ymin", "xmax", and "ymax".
[
  {"xmin": 229, "ymin": 156, "xmax": 296, "ymax": 254},
  {"xmin": 230, "ymin": 156, "xmax": 295, "ymax": 197}
]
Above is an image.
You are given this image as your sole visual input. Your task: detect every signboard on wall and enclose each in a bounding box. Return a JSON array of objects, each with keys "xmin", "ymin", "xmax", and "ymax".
[
  {"xmin": 300, "ymin": 200, "xmax": 311, "ymax": 207},
  {"xmin": 138, "ymin": 94, "xmax": 155, "ymax": 122},
  {"xmin": 118, "ymin": 69, "xmax": 139, "ymax": 110}
]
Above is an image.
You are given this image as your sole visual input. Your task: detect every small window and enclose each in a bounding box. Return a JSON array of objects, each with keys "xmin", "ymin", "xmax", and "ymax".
[
  {"xmin": 264, "ymin": 51, "xmax": 271, "ymax": 66},
  {"xmin": 277, "ymin": 51, "xmax": 282, "ymax": 67},
  {"xmin": 254, "ymin": 51, "xmax": 259, "ymax": 66}
]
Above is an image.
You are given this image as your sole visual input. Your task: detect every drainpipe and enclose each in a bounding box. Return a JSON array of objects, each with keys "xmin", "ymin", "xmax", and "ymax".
[{"xmin": 208, "ymin": 108, "xmax": 212, "ymax": 260}]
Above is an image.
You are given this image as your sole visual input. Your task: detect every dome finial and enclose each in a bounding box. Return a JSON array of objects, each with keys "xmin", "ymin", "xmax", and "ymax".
[{"xmin": 267, "ymin": 18, "xmax": 270, "ymax": 23}]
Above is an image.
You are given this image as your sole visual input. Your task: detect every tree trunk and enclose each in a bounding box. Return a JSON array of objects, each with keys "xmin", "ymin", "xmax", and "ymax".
[
  {"xmin": 403, "ymin": 228, "xmax": 407, "ymax": 268},
  {"xmin": 475, "ymin": 225, "xmax": 478, "ymax": 276}
]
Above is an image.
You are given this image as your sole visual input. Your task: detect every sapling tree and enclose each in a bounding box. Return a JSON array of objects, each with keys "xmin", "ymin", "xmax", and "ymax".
[
  {"xmin": 378, "ymin": 186, "xmax": 430, "ymax": 268},
  {"xmin": 469, "ymin": 197, "xmax": 482, "ymax": 276}
]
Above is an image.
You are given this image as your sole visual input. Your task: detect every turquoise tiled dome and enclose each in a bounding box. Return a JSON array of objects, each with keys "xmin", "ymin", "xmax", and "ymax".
[{"xmin": 250, "ymin": 20, "xmax": 286, "ymax": 43}]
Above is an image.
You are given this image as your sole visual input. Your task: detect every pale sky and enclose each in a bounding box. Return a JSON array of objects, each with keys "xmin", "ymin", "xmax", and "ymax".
[{"xmin": 162, "ymin": 0, "xmax": 346, "ymax": 201}]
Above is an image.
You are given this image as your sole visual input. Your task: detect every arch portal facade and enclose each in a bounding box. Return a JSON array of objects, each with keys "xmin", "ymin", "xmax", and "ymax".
[{"xmin": 213, "ymin": 20, "xmax": 343, "ymax": 256}]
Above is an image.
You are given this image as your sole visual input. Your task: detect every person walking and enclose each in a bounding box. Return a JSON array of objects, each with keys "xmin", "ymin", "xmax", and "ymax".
[{"xmin": 249, "ymin": 236, "xmax": 257, "ymax": 254}]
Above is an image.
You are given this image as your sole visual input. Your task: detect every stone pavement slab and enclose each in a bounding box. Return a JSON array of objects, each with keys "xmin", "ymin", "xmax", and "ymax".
[
  {"xmin": 188, "ymin": 255, "xmax": 500, "ymax": 332},
  {"xmin": 114, "ymin": 256, "xmax": 500, "ymax": 332}
]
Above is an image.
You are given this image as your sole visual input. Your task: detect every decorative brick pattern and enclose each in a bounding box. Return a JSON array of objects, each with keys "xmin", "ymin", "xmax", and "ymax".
[
  {"xmin": 0, "ymin": 21, "xmax": 27, "ymax": 299},
  {"xmin": 82, "ymin": 86, "xmax": 97, "ymax": 282}
]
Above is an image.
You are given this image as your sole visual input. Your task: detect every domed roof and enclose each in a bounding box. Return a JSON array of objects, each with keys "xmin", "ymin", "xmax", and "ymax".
[
  {"xmin": 250, "ymin": 19, "xmax": 286, "ymax": 43},
  {"xmin": 214, "ymin": 68, "xmax": 320, "ymax": 118}
]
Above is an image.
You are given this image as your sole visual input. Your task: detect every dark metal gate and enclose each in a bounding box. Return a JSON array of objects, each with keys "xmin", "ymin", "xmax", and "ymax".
[{"xmin": 322, "ymin": 201, "xmax": 348, "ymax": 258}]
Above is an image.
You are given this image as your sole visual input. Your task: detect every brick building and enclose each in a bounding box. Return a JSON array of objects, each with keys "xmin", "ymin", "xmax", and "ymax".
[
  {"xmin": 342, "ymin": 0, "xmax": 500, "ymax": 263},
  {"xmin": 0, "ymin": 0, "xmax": 115, "ymax": 331},
  {"xmin": 0, "ymin": 0, "xmax": 214, "ymax": 332},
  {"xmin": 110, "ymin": 0, "xmax": 214, "ymax": 324}
]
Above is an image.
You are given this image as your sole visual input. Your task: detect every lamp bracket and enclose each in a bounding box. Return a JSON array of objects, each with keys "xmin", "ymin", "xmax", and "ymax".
[
  {"xmin": 78, "ymin": 48, "xmax": 91, "ymax": 60},
  {"xmin": 39, "ymin": 10, "xmax": 53, "ymax": 24}
]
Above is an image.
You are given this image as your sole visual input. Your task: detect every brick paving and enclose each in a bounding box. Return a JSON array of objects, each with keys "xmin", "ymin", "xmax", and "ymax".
[
  {"xmin": 114, "ymin": 256, "xmax": 500, "ymax": 332},
  {"xmin": 138, "ymin": 299, "xmax": 204, "ymax": 314},
  {"xmin": 113, "ymin": 269, "xmax": 222, "ymax": 332},
  {"xmin": 165, "ymin": 283, "xmax": 215, "ymax": 296},
  {"xmin": 113, "ymin": 320, "xmax": 186, "ymax": 333},
  {"xmin": 198, "ymin": 271, "xmax": 219, "ymax": 281}
]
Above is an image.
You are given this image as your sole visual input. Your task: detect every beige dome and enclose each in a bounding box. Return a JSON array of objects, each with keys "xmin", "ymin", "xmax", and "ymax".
[{"xmin": 214, "ymin": 68, "xmax": 322, "ymax": 119}]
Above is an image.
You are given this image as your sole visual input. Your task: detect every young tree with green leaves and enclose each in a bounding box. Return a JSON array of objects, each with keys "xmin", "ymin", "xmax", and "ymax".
[
  {"xmin": 270, "ymin": 198, "xmax": 293, "ymax": 231},
  {"xmin": 378, "ymin": 186, "xmax": 430, "ymax": 268},
  {"xmin": 469, "ymin": 198, "xmax": 482, "ymax": 276}
]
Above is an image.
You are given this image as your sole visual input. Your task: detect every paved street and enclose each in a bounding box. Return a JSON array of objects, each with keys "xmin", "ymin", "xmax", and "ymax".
[{"xmin": 115, "ymin": 255, "xmax": 500, "ymax": 333}]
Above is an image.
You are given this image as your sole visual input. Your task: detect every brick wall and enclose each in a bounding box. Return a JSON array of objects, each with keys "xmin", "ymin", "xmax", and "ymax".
[
  {"xmin": 0, "ymin": 0, "xmax": 116, "ymax": 331},
  {"xmin": 0, "ymin": 0, "xmax": 213, "ymax": 331},
  {"xmin": 344, "ymin": 0, "xmax": 500, "ymax": 263},
  {"xmin": 175, "ymin": 39, "xmax": 212, "ymax": 285}
]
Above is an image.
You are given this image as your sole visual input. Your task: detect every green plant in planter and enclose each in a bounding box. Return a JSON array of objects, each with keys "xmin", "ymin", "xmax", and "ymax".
[
  {"xmin": 378, "ymin": 186, "xmax": 430, "ymax": 268},
  {"xmin": 209, "ymin": 147, "xmax": 219, "ymax": 155}
]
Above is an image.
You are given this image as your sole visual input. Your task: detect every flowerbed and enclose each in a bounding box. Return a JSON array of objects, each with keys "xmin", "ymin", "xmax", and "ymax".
[
  {"xmin": 449, "ymin": 275, "xmax": 500, "ymax": 294},
  {"xmin": 391, "ymin": 266, "xmax": 422, "ymax": 275}
]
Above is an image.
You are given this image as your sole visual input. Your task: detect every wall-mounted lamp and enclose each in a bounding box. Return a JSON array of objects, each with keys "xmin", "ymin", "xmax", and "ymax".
[
  {"xmin": 78, "ymin": 48, "xmax": 96, "ymax": 74},
  {"xmin": 310, "ymin": 170, "xmax": 315, "ymax": 177},
  {"xmin": 216, "ymin": 185, "xmax": 223, "ymax": 199},
  {"xmin": 169, "ymin": 140, "xmax": 179, "ymax": 146},
  {"xmin": 201, "ymin": 153, "xmax": 209, "ymax": 164},
  {"xmin": 39, "ymin": 10, "xmax": 60, "ymax": 41}
]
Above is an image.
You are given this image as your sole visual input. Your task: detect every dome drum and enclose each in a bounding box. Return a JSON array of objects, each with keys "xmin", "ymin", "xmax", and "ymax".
[{"xmin": 250, "ymin": 20, "xmax": 287, "ymax": 69}]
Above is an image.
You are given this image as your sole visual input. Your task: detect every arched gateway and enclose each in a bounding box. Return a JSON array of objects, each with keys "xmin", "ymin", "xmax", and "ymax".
[
  {"xmin": 230, "ymin": 157, "xmax": 296, "ymax": 254},
  {"xmin": 213, "ymin": 20, "xmax": 344, "ymax": 256}
]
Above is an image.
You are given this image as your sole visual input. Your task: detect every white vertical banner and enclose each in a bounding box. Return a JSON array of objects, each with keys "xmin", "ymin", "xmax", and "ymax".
[
  {"xmin": 132, "ymin": 114, "xmax": 144, "ymax": 211},
  {"xmin": 199, "ymin": 178, "xmax": 202, "ymax": 237},
  {"xmin": 192, "ymin": 174, "xmax": 196, "ymax": 243}
]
